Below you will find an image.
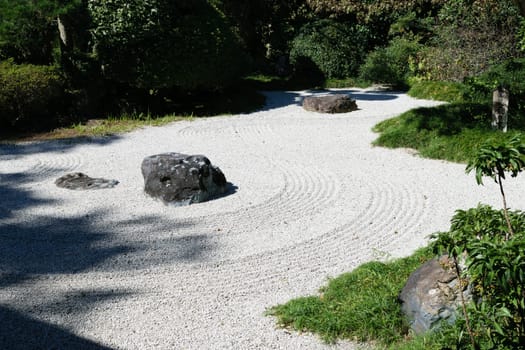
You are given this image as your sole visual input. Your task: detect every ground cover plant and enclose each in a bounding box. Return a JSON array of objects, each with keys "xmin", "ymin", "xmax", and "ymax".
[
  {"xmin": 372, "ymin": 102, "xmax": 519, "ymax": 163},
  {"xmin": 430, "ymin": 137, "xmax": 525, "ymax": 349},
  {"xmin": 269, "ymin": 138, "xmax": 525, "ymax": 350},
  {"xmin": 267, "ymin": 248, "xmax": 434, "ymax": 346},
  {"xmin": 374, "ymin": 57, "xmax": 525, "ymax": 163}
]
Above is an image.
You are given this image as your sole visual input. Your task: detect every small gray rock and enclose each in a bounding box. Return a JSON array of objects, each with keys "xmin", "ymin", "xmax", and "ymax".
[
  {"xmin": 303, "ymin": 94, "xmax": 358, "ymax": 114},
  {"xmin": 141, "ymin": 152, "xmax": 227, "ymax": 205},
  {"xmin": 55, "ymin": 172, "xmax": 119, "ymax": 190}
]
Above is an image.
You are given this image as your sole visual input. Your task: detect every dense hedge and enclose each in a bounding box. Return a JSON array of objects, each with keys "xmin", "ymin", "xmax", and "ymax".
[
  {"xmin": 290, "ymin": 19, "xmax": 370, "ymax": 79},
  {"xmin": 88, "ymin": 0, "xmax": 249, "ymax": 90},
  {"xmin": 0, "ymin": 60, "xmax": 65, "ymax": 129},
  {"xmin": 359, "ymin": 37, "xmax": 421, "ymax": 88}
]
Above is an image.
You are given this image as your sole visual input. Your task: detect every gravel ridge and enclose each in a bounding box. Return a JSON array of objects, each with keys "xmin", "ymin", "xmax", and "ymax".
[{"xmin": 2, "ymin": 88, "xmax": 525, "ymax": 349}]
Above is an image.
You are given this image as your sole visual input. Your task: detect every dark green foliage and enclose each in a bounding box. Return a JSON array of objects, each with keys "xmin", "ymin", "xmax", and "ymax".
[
  {"xmin": 0, "ymin": 1, "xmax": 55, "ymax": 64},
  {"xmin": 416, "ymin": 0, "xmax": 523, "ymax": 82},
  {"xmin": 219, "ymin": 0, "xmax": 312, "ymax": 75},
  {"xmin": 268, "ymin": 248, "xmax": 433, "ymax": 344},
  {"xmin": 430, "ymin": 143, "xmax": 525, "ymax": 349},
  {"xmin": 290, "ymin": 19, "xmax": 371, "ymax": 79},
  {"xmin": 431, "ymin": 205, "xmax": 525, "ymax": 349},
  {"xmin": 88, "ymin": 0, "xmax": 249, "ymax": 90},
  {"xmin": 0, "ymin": 0, "xmax": 84, "ymax": 64},
  {"xmin": 0, "ymin": 60, "xmax": 65, "ymax": 130},
  {"xmin": 359, "ymin": 37, "xmax": 421, "ymax": 89}
]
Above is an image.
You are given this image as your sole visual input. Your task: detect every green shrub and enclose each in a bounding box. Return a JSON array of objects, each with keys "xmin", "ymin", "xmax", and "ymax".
[
  {"xmin": 431, "ymin": 140, "xmax": 525, "ymax": 349},
  {"xmin": 0, "ymin": 60, "xmax": 65, "ymax": 129},
  {"xmin": 359, "ymin": 37, "xmax": 421, "ymax": 89},
  {"xmin": 432, "ymin": 205, "xmax": 525, "ymax": 349},
  {"xmin": 290, "ymin": 19, "xmax": 370, "ymax": 79},
  {"xmin": 415, "ymin": 0, "xmax": 522, "ymax": 82},
  {"xmin": 88, "ymin": 0, "xmax": 249, "ymax": 90}
]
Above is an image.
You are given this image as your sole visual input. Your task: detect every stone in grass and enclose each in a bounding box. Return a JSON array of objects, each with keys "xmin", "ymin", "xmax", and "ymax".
[
  {"xmin": 398, "ymin": 255, "xmax": 472, "ymax": 335},
  {"xmin": 141, "ymin": 152, "xmax": 227, "ymax": 205},
  {"xmin": 55, "ymin": 172, "xmax": 119, "ymax": 190},
  {"xmin": 302, "ymin": 94, "xmax": 358, "ymax": 114}
]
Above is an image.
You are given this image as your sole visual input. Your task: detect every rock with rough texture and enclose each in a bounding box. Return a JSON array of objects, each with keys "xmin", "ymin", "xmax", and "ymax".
[
  {"xmin": 302, "ymin": 94, "xmax": 358, "ymax": 113},
  {"xmin": 55, "ymin": 172, "xmax": 119, "ymax": 190},
  {"xmin": 399, "ymin": 256, "xmax": 472, "ymax": 334},
  {"xmin": 141, "ymin": 152, "xmax": 227, "ymax": 205}
]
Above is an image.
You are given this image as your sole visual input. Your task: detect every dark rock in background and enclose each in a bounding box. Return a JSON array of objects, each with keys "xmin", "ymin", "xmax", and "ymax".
[{"xmin": 302, "ymin": 94, "xmax": 358, "ymax": 114}]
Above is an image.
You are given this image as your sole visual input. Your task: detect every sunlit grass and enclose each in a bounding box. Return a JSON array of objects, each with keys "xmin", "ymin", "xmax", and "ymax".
[
  {"xmin": 267, "ymin": 248, "xmax": 434, "ymax": 346},
  {"xmin": 407, "ymin": 80, "xmax": 467, "ymax": 103},
  {"xmin": 373, "ymin": 103, "xmax": 525, "ymax": 163}
]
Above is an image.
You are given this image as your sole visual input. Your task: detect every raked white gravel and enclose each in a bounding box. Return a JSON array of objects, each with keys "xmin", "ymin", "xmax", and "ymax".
[{"xmin": 2, "ymin": 88, "xmax": 525, "ymax": 349}]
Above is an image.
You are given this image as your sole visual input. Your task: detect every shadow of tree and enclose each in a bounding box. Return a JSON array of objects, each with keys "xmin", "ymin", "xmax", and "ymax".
[
  {"xmin": 0, "ymin": 170, "xmax": 217, "ymax": 348},
  {"xmin": 407, "ymin": 102, "xmax": 490, "ymax": 136},
  {"xmin": 0, "ymin": 134, "xmax": 121, "ymax": 156},
  {"xmin": 0, "ymin": 305, "xmax": 114, "ymax": 350}
]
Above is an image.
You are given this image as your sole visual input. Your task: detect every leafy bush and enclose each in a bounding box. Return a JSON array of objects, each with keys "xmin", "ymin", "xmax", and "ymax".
[
  {"xmin": 0, "ymin": 0, "xmax": 86, "ymax": 65},
  {"xmin": 416, "ymin": 0, "xmax": 522, "ymax": 82},
  {"xmin": 290, "ymin": 19, "xmax": 370, "ymax": 79},
  {"xmin": 0, "ymin": 60, "xmax": 65, "ymax": 129},
  {"xmin": 431, "ymin": 139, "xmax": 525, "ymax": 349},
  {"xmin": 88, "ymin": 0, "xmax": 249, "ymax": 90},
  {"xmin": 432, "ymin": 206, "xmax": 525, "ymax": 349},
  {"xmin": 359, "ymin": 37, "xmax": 421, "ymax": 89}
]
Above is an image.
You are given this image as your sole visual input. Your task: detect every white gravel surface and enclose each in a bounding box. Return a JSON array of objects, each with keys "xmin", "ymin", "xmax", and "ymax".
[{"xmin": 2, "ymin": 88, "xmax": 525, "ymax": 349}]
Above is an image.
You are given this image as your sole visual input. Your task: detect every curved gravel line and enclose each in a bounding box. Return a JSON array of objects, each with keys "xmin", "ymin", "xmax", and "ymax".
[{"xmin": 2, "ymin": 88, "xmax": 525, "ymax": 349}]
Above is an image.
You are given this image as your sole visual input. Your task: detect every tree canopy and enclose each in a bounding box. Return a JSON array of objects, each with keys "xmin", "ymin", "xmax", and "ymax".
[{"xmin": 88, "ymin": 0, "xmax": 248, "ymax": 90}]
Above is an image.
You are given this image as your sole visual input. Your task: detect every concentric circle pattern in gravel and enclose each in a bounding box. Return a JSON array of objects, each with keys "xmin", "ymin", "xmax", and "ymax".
[{"xmin": 2, "ymin": 89, "xmax": 525, "ymax": 349}]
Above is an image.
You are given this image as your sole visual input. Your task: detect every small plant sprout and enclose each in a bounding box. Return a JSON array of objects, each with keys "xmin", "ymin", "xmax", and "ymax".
[{"xmin": 466, "ymin": 136, "xmax": 525, "ymax": 238}]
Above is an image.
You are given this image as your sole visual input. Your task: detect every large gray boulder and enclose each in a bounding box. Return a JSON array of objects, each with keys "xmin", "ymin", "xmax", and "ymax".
[
  {"xmin": 141, "ymin": 153, "xmax": 227, "ymax": 205},
  {"xmin": 302, "ymin": 94, "xmax": 358, "ymax": 114},
  {"xmin": 399, "ymin": 256, "xmax": 472, "ymax": 334}
]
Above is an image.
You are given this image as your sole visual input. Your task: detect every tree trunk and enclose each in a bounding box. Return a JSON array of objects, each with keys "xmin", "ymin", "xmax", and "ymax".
[
  {"xmin": 57, "ymin": 15, "xmax": 69, "ymax": 49},
  {"xmin": 492, "ymin": 86, "xmax": 509, "ymax": 132}
]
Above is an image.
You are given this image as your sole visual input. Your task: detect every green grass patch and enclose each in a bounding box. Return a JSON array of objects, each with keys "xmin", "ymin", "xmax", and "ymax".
[
  {"xmin": 373, "ymin": 103, "xmax": 525, "ymax": 163},
  {"xmin": 267, "ymin": 248, "xmax": 434, "ymax": 345},
  {"xmin": 407, "ymin": 80, "xmax": 467, "ymax": 103}
]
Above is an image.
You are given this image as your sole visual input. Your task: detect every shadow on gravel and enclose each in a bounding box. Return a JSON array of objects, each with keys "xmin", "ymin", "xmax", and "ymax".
[
  {"xmin": 0, "ymin": 173, "xmax": 56, "ymax": 221},
  {"xmin": 0, "ymin": 134, "xmax": 121, "ymax": 156},
  {"xmin": 0, "ymin": 212, "xmax": 132, "ymax": 288},
  {"xmin": 0, "ymin": 174, "xmax": 217, "ymax": 348},
  {"xmin": 0, "ymin": 305, "xmax": 114, "ymax": 350},
  {"xmin": 259, "ymin": 89, "xmax": 400, "ymax": 111}
]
